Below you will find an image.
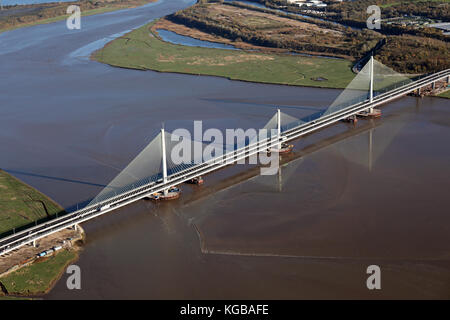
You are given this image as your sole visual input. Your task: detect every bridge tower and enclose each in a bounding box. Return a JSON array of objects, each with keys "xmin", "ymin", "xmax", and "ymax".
[
  {"xmin": 369, "ymin": 55, "xmax": 374, "ymax": 113},
  {"xmin": 161, "ymin": 127, "xmax": 168, "ymax": 196}
]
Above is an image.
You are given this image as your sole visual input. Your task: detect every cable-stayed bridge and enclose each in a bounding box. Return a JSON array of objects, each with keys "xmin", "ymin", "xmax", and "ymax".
[{"xmin": 1, "ymin": 59, "xmax": 449, "ymax": 256}]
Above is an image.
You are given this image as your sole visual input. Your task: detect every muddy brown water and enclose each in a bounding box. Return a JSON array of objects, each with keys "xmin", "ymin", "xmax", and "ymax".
[{"xmin": 0, "ymin": 0, "xmax": 449, "ymax": 299}]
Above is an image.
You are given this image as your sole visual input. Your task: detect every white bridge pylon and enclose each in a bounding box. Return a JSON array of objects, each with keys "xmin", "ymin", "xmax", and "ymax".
[{"xmin": 324, "ymin": 56, "xmax": 412, "ymax": 117}]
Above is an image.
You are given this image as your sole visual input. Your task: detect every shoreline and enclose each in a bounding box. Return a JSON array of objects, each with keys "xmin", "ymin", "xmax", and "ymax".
[
  {"xmin": 0, "ymin": 0, "xmax": 158, "ymax": 35},
  {"xmin": 94, "ymin": 44, "xmax": 450, "ymax": 96},
  {"xmin": 3, "ymin": 1, "xmax": 447, "ymax": 95},
  {"xmin": 91, "ymin": 22, "xmax": 358, "ymax": 90},
  {"xmin": 94, "ymin": 57, "xmax": 350, "ymax": 90},
  {"xmin": 0, "ymin": 226, "xmax": 85, "ymax": 298},
  {"xmin": 90, "ymin": 3, "xmax": 444, "ymax": 89},
  {"xmin": 0, "ymin": 168, "xmax": 66, "ymax": 236},
  {"xmin": 437, "ymin": 88, "xmax": 450, "ymax": 99},
  {"xmin": 92, "ymin": 25, "xmax": 450, "ymax": 96},
  {"xmin": 0, "ymin": 168, "xmax": 86, "ymax": 298}
]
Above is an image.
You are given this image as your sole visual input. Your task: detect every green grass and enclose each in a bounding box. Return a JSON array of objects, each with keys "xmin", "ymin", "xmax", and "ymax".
[
  {"xmin": 93, "ymin": 22, "xmax": 356, "ymax": 89},
  {"xmin": 438, "ymin": 89, "xmax": 450, "ymax": 99},
  {"xmin": 0, "ymin": 295, "xmax": 33, "ymax": 300},
  {"xmin": 0, "ymin": 250, "xmax": 77, "ymax": 295},
  {"xmin": 0, "ymin": 169, "xmax": 64, "ymax": 236}
]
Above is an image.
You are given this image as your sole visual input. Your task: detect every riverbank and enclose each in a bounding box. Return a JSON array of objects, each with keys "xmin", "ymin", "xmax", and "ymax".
[
  {"xmin": 0, "ymin": 227, "xmax": 84, "ymax": 297},
  {"xmin": 0, "ymin": 0, "xmax": 157, "ymax": 34},
  {"xmin": 93, "ymin": 20, "xmax": 356, "ymax": 89},
  {"xmin": 0, "ymin": 169, "xmax": 64, "ymax": 236},
  {"xmin": 91, "ymin": 2, "xmax": 448, "ymax": 91},
  {"xmin": 0, "ymin": 169, "xmax": 84, "ymax": 297},
  {"xmin": 438, "ymin": 89, "xmax": 450, "ymax": 99},
  {"xmin": 0, "ymin": 242, "xmax": 82, "ymax": 297}
]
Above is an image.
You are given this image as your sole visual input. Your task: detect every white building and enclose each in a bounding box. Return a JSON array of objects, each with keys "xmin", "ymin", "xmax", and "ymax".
[{"xmin": 286, "ymin": 0, "xmax": 327, "ymax": 8}]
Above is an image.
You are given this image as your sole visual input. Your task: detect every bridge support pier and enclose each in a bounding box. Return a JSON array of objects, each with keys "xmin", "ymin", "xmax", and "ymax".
[{"xmin": 432, "ymin": 82, "xmax": 436, "ymax": 90}]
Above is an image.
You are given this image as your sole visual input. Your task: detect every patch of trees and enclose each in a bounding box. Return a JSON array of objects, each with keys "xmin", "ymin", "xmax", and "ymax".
[
  {"xmin": 325, "ymin": 0, "xmax": 449, "ymax": 21},
  {"xmin": 263, "ymin": 0, "xmax": 449, "ymax": 41},
  {"xmin": 376, "ymin": 35, "xmax": 450, "ymax": 73}
]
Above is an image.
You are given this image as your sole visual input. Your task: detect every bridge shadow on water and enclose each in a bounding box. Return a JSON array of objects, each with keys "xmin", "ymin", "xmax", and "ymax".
[
  {"xmin": 6, "ymin": 169, "xmax": 107, "ymax": 188},
  {"xmin": 201, "ymin": 98, "xmax": 327, "ymax": 113}
]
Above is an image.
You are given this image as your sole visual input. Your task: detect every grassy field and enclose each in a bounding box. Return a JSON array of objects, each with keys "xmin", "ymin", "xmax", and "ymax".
[
  {"xmin": 0, "ymin": 169, "xmax": 64, "ymax": 236},
  {"xmin": 0, "ymin": 170, "xmax": 79, "ymax": 297},
  {"xmin": 93, "ymin": 22, "xmax": 356, "ymax": 89},
  {"xmin": 0, "ymin": 250, "xmax": 77, "ymax": 296},
  {"xmin": 438, "ymin": 90, "xmax": 450, "ymax": 99}
]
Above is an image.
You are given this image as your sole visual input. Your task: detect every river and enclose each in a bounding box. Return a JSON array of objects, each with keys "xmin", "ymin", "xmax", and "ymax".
[
  {"xmin": 2, "ymin": 0, "xmax": 77, "ymax": 5},
  {"xmin": 0, "ymin": 0, "xmax": 449, "ymax": 299}
]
